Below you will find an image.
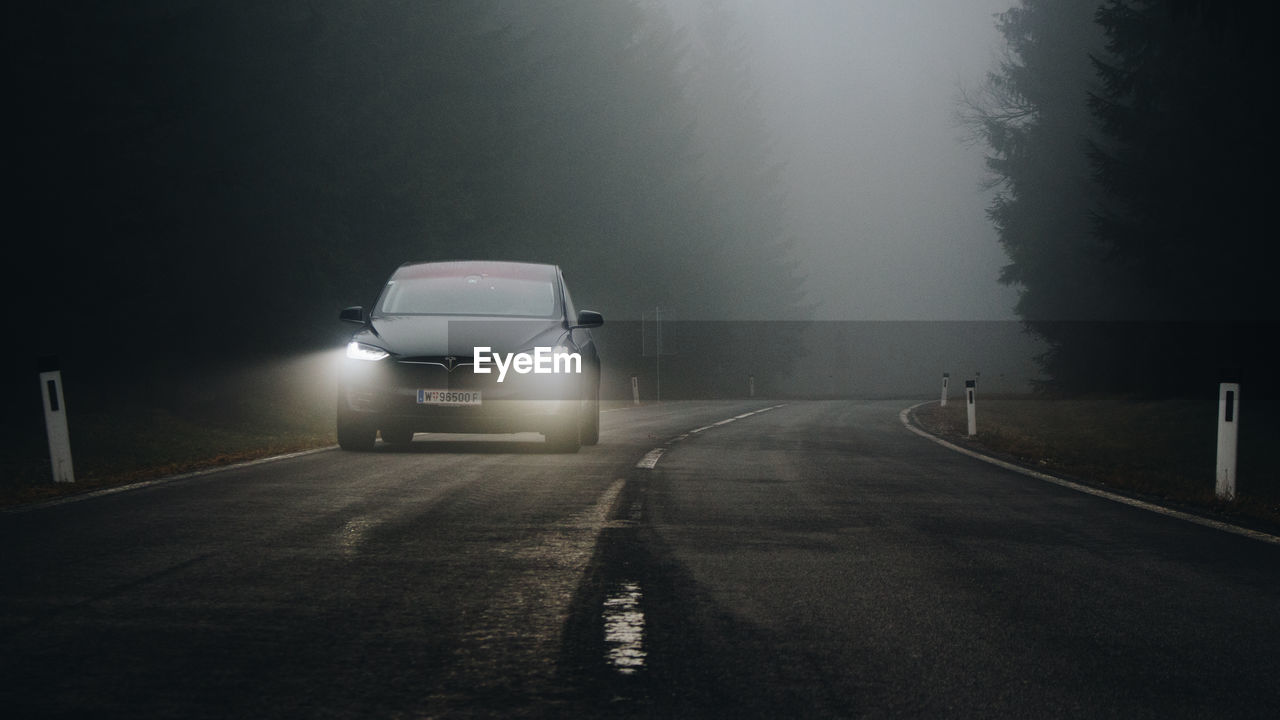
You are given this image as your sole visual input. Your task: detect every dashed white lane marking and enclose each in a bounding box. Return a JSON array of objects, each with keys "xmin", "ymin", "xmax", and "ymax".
[
  {"xmin": 636, "ymin": 404, "xmax": 786, "ymax": 470},
  {"xmin": 899, "ymin": 402, "xmax": 1280, "ymax": 546},
  {"xmin": 635, "ymin": 449, "xmax": 665, "ymax": 469}
]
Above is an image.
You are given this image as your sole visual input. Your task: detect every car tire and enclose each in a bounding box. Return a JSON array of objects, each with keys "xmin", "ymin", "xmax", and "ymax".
[
  {"xmin": 380, "ymin": 426, "xmax": 414, "ymax": 446},
  {"xmin": 581, "ymin": 382, "xmax": 600, "ymax": 446},
  {"xmin": 544, "ymin": 410, "xmax": 581, "ymax": 453},
  {"xmin": 336, "ymin": 405, "xmax": 376, "ymax": 451}
]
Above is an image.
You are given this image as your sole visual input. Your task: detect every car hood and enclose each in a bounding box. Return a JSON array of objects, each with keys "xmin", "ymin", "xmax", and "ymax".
[{"xmin": 353, "ymin": 315, "xmax": 569, "ymax": 358}]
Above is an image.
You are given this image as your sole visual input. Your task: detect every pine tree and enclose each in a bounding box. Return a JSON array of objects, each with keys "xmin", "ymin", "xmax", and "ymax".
[
  {"xmin": 962, "ymin": 0, "xmax": 1135, "ymax": 392},
  {"xmin": 1090, "ymin": 0, "xmax": 1275, "ymax": 323},
  {"xmin": 683, "ymin": 0, "xmax": 808, "ymax": 321}
]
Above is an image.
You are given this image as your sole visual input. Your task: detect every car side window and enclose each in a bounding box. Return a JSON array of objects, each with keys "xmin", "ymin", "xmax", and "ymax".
[{"xmin": 560, "ymin": 275, "xmax": 577, "ymax": 321}]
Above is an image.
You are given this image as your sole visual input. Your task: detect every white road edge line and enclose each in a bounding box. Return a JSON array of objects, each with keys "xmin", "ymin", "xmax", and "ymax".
[
  {"xmin": 899, "ymin": 402, "xmax": 1280, "ymax": 546},
  {"xmin": 3, "ymin": 446, "xmax": 339, "ymax": 514}
]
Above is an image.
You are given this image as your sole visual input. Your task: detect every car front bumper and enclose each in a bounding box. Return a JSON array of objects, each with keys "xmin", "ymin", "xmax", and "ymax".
[{"xmin": 339, "ymin": 357, "xmax": 584, "ymax": 434}]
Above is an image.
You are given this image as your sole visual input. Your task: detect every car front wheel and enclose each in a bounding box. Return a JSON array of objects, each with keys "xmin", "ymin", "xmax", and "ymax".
[
  {"xmin": 544, "ymin": 410, "xmax": 581, "ymax": 453},
  {"xmin": 379, "ymin": 426, "xmax": 414, "ymax": 446},
  {"xmin": 581, "ymin": 383, "xmax": 600, "ymax": 446},
  {"xmin": 336, "ymin": 404, "xmax": 376, "ymax": 451}
]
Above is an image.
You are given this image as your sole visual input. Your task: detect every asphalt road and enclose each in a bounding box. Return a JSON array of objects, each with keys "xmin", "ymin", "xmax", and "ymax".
[{"xmin": 2, "ymin": 400, "xmax": 1277, "ymax": 718}]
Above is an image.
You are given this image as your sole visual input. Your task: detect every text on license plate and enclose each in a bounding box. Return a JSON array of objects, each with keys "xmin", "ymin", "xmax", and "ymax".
[{"xmin": 417, "ymin": 389, "xmax": 482, "ymax": 406}]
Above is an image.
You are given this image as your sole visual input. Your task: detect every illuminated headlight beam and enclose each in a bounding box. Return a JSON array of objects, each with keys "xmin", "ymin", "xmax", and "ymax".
[{"xmin": 346, "ymin": 341, "xmax": 390, "ymax": 361}]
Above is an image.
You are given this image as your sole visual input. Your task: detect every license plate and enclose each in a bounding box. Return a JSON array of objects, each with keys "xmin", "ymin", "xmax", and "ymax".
[{"xmin": 417, "ymin": 389, "xmax": 482, "ymax": 406}]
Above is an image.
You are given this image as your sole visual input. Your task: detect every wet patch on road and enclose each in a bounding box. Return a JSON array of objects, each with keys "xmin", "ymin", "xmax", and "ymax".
[
  {"xmin": 602, "ymin": 581, "xmax": 646, "ymax": 674},
  {"xmin": 557, "ymin": 466, "xmax": 828, "ymax": 717}
]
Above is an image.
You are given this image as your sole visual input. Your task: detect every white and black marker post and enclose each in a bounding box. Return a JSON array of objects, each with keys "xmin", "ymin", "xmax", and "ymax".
[
  {"xmin": 38, "ymin": 356, "xmax": 75, "ymax": 483},
  {"xmin": 940, "ymin": 373, "xmax": 950, "ymax": 407},
  {"xmin": 1215, "ymin": 380, "xmax": 1239, "ymax": 501},
  {"xmin": 749, "ymin": 374, "xmax": 756, "ymax": 398},
  {"xmin": 630, "ymin": 375, "xmax": 640, "ymax": 405},
  {"xmin": 965, "ymin": 379, "xmax": 977, "ymax": 437}
]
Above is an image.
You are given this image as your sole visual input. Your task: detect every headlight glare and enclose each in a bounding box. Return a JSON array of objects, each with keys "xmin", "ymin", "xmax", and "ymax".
[{"xmin": 346, "ymin": 341, "xmax": 389, "ymax": 361}]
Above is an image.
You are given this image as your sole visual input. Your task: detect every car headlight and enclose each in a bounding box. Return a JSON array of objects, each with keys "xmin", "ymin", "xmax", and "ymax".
[
  {"xmin": 532, "ymin": 345, "xmax": 582, "ymax": 378},
  {"xmin": 346, "ymin": 341, "xmax": 390, "ymax": 361}
]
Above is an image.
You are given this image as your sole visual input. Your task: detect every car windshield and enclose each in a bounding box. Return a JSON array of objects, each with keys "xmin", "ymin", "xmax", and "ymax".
[{"xmin": 374, "ymin": 273, "xmax": 560, "ymax": 318}]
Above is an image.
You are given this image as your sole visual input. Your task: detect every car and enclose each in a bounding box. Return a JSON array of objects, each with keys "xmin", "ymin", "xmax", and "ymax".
[{"xmin": 336, "ymin": 260, "xmax": 604, "ymax": 452}]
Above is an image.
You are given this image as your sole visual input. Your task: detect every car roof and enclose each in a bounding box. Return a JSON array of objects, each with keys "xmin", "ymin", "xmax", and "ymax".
[{"xmin": 390, "ymin": 260, "xmax": 560, "ymax": 281}]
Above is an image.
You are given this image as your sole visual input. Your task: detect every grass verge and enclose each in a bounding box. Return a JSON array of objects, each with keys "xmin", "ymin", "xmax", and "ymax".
[
  {"xmin": 1, "ymin": 353, "xmax": 339, "ymax": 509},
  {"xmin": 911, "ymin": 393, "xmax": 1280, "ymax": 532}
]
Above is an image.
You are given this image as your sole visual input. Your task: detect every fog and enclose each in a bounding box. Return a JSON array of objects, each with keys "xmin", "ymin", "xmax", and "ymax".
[
  {"xmin": 9, "ymin": 0, "xmax": 1267, "ymax": 424},
  {"xmin": 664, "ymin": 0, "xmax": 1019, "ymax": 321},
  {"xmin": 5, "ymin": 0, "xmax": 1275, "ymax": 519}
]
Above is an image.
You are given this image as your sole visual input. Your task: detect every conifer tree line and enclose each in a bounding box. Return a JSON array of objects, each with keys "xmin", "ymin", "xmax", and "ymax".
[
  {"xmin": 11, "ymin": 0, "xmax": 805, "ymax": 379},
  {"xmin": 966, "ymin": 0, "xmax": 1276, "ymax": 396}
]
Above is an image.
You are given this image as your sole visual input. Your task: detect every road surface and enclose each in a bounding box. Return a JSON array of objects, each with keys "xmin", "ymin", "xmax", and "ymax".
[{"xmin": 3, "ymin": 400, "xmax": 1277, "ymax": 718}]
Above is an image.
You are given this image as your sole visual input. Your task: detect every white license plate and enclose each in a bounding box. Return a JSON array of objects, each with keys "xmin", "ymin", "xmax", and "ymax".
[{"xmin": 417, "ymin": 389, "xmax": 482, "ymax": 406}]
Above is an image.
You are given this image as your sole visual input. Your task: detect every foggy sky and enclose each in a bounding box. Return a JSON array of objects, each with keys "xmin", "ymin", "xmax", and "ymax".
[{"xmin": 666, "ymin": 0, "xmax": 1019, "ymax": 321}]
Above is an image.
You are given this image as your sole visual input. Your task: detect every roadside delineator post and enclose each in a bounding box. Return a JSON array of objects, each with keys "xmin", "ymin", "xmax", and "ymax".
[
  {"xmin": 630, "ymin": 375, "xmax": 640, "ymax": 405},
  {"xmin": 749, "ymin": 374, "xmax": 755, "ymax": 398},
  {"xmin": 38, "ymin": 356, "xmax": 75, "ymax": 483},
  {"xmin": 1215, "ymin": 381, "xmax": 1239, "ymax": 502},
  {"xmin": 940, "ymin": 373, "xmax": 950, "ymax": 407},
  {"xmin": 965, "ymin": 380, "xmax": 977, "ymax": 437}
]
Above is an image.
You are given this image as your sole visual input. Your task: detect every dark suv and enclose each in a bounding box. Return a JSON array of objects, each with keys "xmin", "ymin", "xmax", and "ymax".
[{"xmin": 336, "ymin": 260, "xmax": 603, "ymax": 452}]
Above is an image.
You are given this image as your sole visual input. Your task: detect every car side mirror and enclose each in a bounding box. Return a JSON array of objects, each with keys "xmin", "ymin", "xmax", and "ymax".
[
  {"xmin": 339, "ymin": 306, "xmax": 366, "ymax": 324},
  {"xmin": 573, "ymin": 310, "xmax": 604, "ymax": 328}
]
